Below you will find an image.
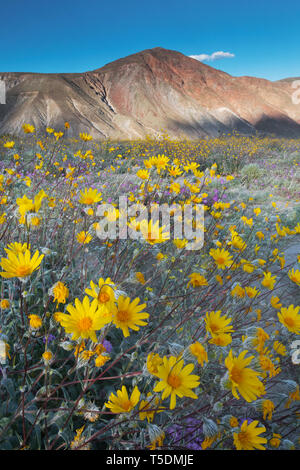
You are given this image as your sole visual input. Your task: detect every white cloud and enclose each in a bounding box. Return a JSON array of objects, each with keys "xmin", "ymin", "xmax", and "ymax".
[{"xmin": 189, "ymin": 51, "xmax": 235, "ymax": 62}]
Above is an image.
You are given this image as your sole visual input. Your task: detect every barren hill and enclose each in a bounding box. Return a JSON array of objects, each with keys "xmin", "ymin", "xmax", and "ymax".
[{"xmin": 1, "ymin": 47, "xmax": 300, "ymax": 138}]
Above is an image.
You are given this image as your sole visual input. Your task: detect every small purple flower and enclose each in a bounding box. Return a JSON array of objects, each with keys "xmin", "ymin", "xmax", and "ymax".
[
  {"xmin": 43, "ymin": 334, "xmax": 55, "ymax": 344},
  {"xmin": 167, "ymin": 418, "xmax": 203, "ymax": 449},
  {"xmin": 102, "ymin": 339, "xmax": 112, "ymax": 353}
]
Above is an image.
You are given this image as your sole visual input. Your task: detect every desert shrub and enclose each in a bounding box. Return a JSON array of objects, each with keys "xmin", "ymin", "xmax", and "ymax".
[{"xmin": 240, "ymin": 163, "xmax": 264, "ymax": 183}]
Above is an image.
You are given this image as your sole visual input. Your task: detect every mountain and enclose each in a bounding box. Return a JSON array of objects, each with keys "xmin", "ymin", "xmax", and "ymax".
[{"xmin": 1, "ymin": 47, "xmax": 300, "ymax": 139}]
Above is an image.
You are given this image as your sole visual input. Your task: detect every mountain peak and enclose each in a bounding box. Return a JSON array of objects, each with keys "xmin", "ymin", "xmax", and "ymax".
[{"xmin": 93, "ymin": 47, "xmax": 211, "ymax": 73}]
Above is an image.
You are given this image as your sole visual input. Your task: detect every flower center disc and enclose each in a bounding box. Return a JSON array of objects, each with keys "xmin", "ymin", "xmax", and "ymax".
[
  {"xmin": 284, "ymin": 316, "xmax": 295, "ymax": 327},
  {"xmin": 84, "ymin": 197, "xmax": 94, "ymax": 204},
  {"xmin": 117, "ymin": 310, "xmax": 130, "ymax": 322},
  {"xmin": 122, "ymin": 400, "xmax": 132, "ymax": 411},
  {"xmin": 209, "ymin": 323, "xmax": 219, "ymax": 333},
  {"xmin": 78, "ymin": 317, "xmax": 93, "ymax": 331},
  {"xmin": 167, "ymin": 374, "xmax": 181, "ymax": 389},
  {"xmin": 238, "ymin": 431, "xmax": 250, "ymax": 445},
  {"xmin": 231, "ymin": 366, "xmax": 243, "ymax": 384},
  {"xmin": 147, "ymin": 231, "xmax": 157, "ymax": 242},
  {"xmin": 16, "ymin": 265, "xmax": 31, "ymax": 277},
  {"xmin": 98, "ymin": 292, "xmax": 110, "ymax": 304}
]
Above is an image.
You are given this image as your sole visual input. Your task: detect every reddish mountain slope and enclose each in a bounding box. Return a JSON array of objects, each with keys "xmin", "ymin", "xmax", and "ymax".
[{"xmin": 0, "ymin": 48, "xmax": 299, "ymax": 138}]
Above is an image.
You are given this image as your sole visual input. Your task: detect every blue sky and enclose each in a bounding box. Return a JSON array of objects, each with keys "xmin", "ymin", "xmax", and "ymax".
[{"xmin": 0, "ymin": 0, "xmax": 299, "ymax": 80}]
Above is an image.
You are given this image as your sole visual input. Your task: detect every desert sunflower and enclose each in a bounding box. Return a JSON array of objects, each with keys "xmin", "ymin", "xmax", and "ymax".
[
  {"xmin": 85, "ymin": 277, "xmax": 116, "ymax": 317},
  {"xmin": 22, "ymin": 123, "xmax": 35, "ymax": 133},
  {"xmin": 78, "ymin": 188, "xmax": 102, "ymax": 205},
  {"xmin": 136, "ymin": 169, "xmax": 150, "ymax": 180},
  {"xmin": 168, "ymin": 165, "xmax": 182, "ymax": 177},
  {"xmin": 112, "ymin": 295, "xmax": 149, "ymax": 337},
  {"xmin": 278, "ymin": 304, "xmax": 300, "ymax": 334},
  {"xmin": 288, "ymin": 268, "xmax": 300, "ymax": 286},
  {"xmin": 139, "ymin": 219, "xmax": 169, "ymax": 245},
  {"xmin": 58, "ymin": 296, "xmax": 107, "ymax": 343},
  {"xmin": 50, "ymin": 281, "xmax": 69, "ymax": 305},
  {"xmin": 5, "ymin": 242, "xmax": 30, "ymax": 255},
  {"xmin": 79, "ymin": 132, "xmax": 92, "ymax": 142},
  {"xmin": 0, "ymin": 249, "xmax": 44, "ymax": 280},
  {"xmin": 261, "ymin": 271, "xmax": 276, "ymax": 290},
  {"xmin": 29, "ymin": 314, "xmax": 42, "ymax": 329},
  {"xmin": 209, "ymin": 333, "xmax": 232, "ymax": 347},
  {"xmin": 76, "ymin": 231, "xmax": 92, "ymax": 244},
  {"xmin": 3, "ymin": 141, "xmax": 15, "ymax": 149},
  {"xmin": 153, "ymin": 154, "xmax": 169, "ymax": 173},
  {"xmin": 205, "ymin": 310, "xmax": 234, "ymax": 337},
  {"xmin": 16, "ymin": 189, "xmax": 47, "ymax": 218},
  {"xmin": 153, "ymin": 356, "xmax": 200, "ymax": 409},
  {"xmin": 209, "ymin": 248, "xmax": 233, "ymax": 269},
  {"xmin": 187, "ymin": 273, "xmax": 208, "ymax": 288},
  {"xmin": 225, "ymin": 350, "xmax": 265, "ymax": 402},
  {"xmin": 262, "ymin": 399, "xmax": 275, "ymax": 420},
  {"xmin": 139, "ymin": 393, "xmax": 164, "ymax": 422},
  {"xmin": 233, "ymin": 420, "xmax": 267, "ymax": 450},
  {"xmin": 105, "ymin": 385, "xmax": 140, "ymax": 413},
  {"xmin": 189, "ymin": 342, "xmax": 208, "ymax": 366},
  {"xmin": 147, "ymin": 352, "xmax": 163, "ymax": 376},
  {"xmin": 0, "ymin": 299, "xmax": 10, "ymax": 309}
]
